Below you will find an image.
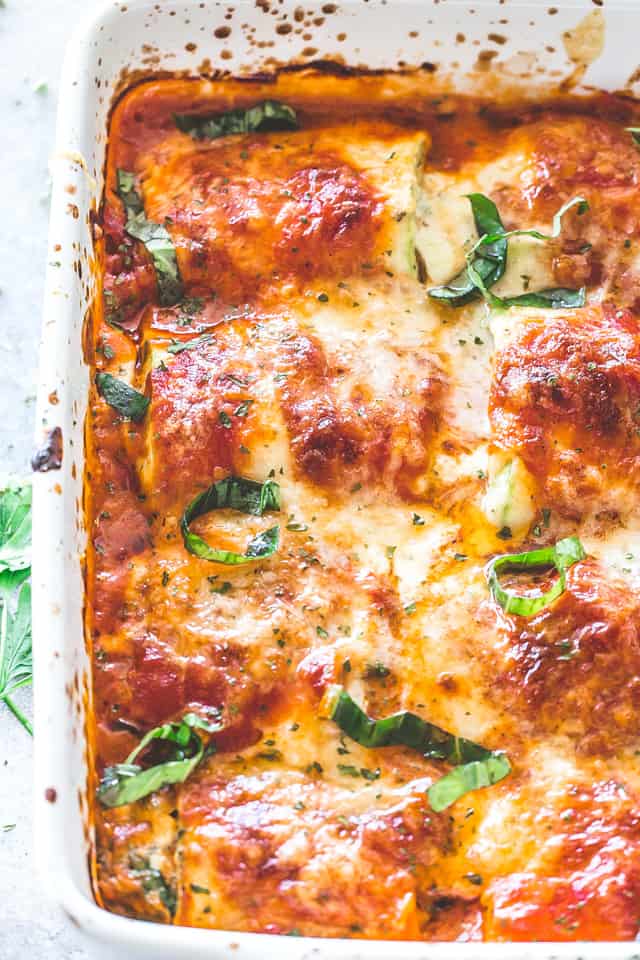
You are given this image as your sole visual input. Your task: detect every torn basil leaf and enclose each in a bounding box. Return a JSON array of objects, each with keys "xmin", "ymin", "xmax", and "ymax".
[
  {"xmin": 627, "ymin": 127, "xmax": 640, "ymax": 147},
  {"xmin": 326, "ymin": 687, "xmax": 510, "ymax": 811},
  {"xmin": 181, "ymin": 476, "xmax": 281, "ymax": 565},
  {"xmin": 492, "ymin": 287, "xmax": 586, "ymax": 310},
  {"xmin": 97, "ymin": 712, "xmax": 221, "ymax": 808},
  {"xmin": 115, "ymin": 169, "xmax": 143, "ymax": 217},
  {"xmin": 174, "ymin": 100, "xmax": 298, "ymax": 141},
  {"xmin": 486, "ymin": 535, "xmax": 585, "ymax": 618},
  {"xmin": 116, "ymin": 168, "xmax": 183, "ymax": 307},
  {"xmin": 429, "ymin": 194, "xmax": 587, "ymax": 309},
  {"xmin": 95, "ymin": 372, "xmax": 150, "ymax": 423},
  {"xmin": 0, "ymin": 483, "xmax": 31, "ymax": 574},
  {"xmin": 429, "ymin": 193, "xmax": 508, "ymax": 307},
  {"xmin": 0, "ymin": 571, "xmax": 32, "ymax": 735},
  {"xmin": 327, "ymin": 686, "xmax": 493, "ymax": 763},
  {"xmin": 427, "ymin": 754, "xmax": 511, "ymax": 813}
]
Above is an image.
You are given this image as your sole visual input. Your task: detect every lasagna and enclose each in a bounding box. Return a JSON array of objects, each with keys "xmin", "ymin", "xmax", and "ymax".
[{"xmin": 87, "ymin": 72, "xmax": 640, "ymax": 941}]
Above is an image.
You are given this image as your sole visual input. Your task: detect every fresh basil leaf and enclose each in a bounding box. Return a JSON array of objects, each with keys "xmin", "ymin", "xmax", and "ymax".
[
  {"xmin": 471, "ymin": 195, "xmax": 588, "ymax": 251},
  {"xmin": 124, "ymin": 212, "xmax": 183, "ymax": 307},
  {"xmin": 174, "ymin": 100, "xmax": 298, "ymax": 141},
  {"xmin": 486, "ymin": 536, "xmax": 585, "ymax": 618},
  {"xmin": 0, "ymin": 481, "xmax": 33, "ymax": 736},
  {"xmin": 181, "ymin": 476, "xmax": 281, "ymax": 565},
  {"xmin": 326, "ymin": 687, "xmax": 509, "ymax": 811},
  {"xmin": 429, "ymin": 194, "xmax": 587, "ymax": 309},
  {"xmin": 0, "ymin": 483, "xmax": 31, "ymax": 573},
  {"xmin": 0, "ymin": 572, "xmax": 31, "ymax": 698},
  {"xmin": 116, "ymin": 169, "xmax": 183, "ymax": 307},
  {"xmin": 326, "ymin": 686, "xmax": 492, "ymax": 763},
  {"xmin": 99, "ymin": 756, "xmax": 200, "ymax": 808},
  {"xmin": 97, "ymin": 713, "xmax": 221, "ymax": 808},
  {"xmin": 427, "ymin": 754, "xmax": 511, "ymax": 812},
  {"xmin": 494, "ymin": 287, "xmax": 586, "ymax": 310},
  {"xmin": 95, "ymin": 372, "xmax": 150, "ymax": 423},
  {"xmin": 627, "ymin": 127, "xmax": 640, "ymax": 147},
  {"xmin": 116, "ymin": 168, "xmax": 143, "ymax": 217},
  {"xmin": 0, "ymin": 572, "xmax": 33, "ymax": 735},
  {"xmin": 429, "ymin": 193, "xmax": 507, "ymax": 307}
]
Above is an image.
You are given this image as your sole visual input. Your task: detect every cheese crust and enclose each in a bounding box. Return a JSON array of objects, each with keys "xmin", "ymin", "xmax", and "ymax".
[{"xmin": 87, "ymin": 73, "xmax": 640, "ymax": 941}]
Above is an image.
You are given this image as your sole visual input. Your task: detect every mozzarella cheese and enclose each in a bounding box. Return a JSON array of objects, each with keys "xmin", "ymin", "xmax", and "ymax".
[{"xmin": 87, "ymin": 74, "xmax": 640, "ymax": 941}]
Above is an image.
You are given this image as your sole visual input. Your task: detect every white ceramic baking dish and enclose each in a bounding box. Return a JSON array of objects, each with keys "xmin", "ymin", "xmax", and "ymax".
[{"xmin": 32, "ymin": 1, "xmax": 640, "ymax": 957}]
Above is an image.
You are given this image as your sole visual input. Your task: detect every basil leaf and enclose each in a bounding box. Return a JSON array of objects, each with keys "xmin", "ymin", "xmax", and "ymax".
[
  {"xmin": 97, "ymin": 713, "xmax": 221, "ymax": 808},
  {"xmin": 429, "ymin": 194, "xmax": 586, "ymax": 309},
  {"xmin": 486, "ymin": 536, "xmax": 586, "ymax": 618},
  {"xmin": 95, "ymin": 372, "xmax": 150, "ymax": 423},
  {"xmin": 98, "ymin": 757, "xmax": 200, "ymax": 808},
  {"xmin": 327, "ymin": 686, "xmax": 493, "ymax": 763},
  {"xmin": 116, "ymin": 169, "xmax": 183, "ymax": 307},
  {"xmin": 174, "ymin": 100, "xmax": 298, "ymax": 141},
  {"xmin": 627, "ymin": 127, "xmax": 640, "ymax": 147},
  {"xmin": 429, "ymin": 194, "xmax": 507, "ymax": 307},
  {"xmin": 0, "ymin": 483, "xmax": 31, "ymax": 573},
  {"xmin": 327, "ymin": 687, "xmax": 510, "ymax": 811},
  {"xmin": 0, "ymin": 482, "xmax": 33, "ymax": 736},
  {"xmin": 471, "ymin": 196, "xmax": 588, "ymax": 251},
  {"xmin": 0, "ymin": 573, "xmax": 32, "ymax": 701},
  {"xmin": 427, "ymin": 754, "xmax": 511, "ymax": 813},
  {"xmin": 115, "ymin": 168, "xmax": 143, "ymax": 217},
  {"xmin": 494, "ymin": 287, "xmax": 586, "ymax": 310},
  {"xmin": 181, "ymin": 476, "xmax": 281, "ymax": 565}
]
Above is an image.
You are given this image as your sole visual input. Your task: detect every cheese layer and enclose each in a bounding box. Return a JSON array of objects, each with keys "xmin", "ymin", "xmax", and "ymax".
[{"xmin": 88, "ymin": 74, "xmax": 640, "ymax": 941}]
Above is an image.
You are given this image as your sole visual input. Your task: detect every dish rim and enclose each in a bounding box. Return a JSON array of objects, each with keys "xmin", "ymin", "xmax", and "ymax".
[{"xmin": 32, "ymin": 0, "xmax": 640, "ymax": 956}]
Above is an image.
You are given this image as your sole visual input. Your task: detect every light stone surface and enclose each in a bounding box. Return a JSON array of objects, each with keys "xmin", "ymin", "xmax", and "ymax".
[{"xmin": 1, "ymin": 1, "xmax": 94, "ymax": 957}]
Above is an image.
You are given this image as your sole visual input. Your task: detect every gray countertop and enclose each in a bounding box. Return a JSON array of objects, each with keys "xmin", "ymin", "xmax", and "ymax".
[{"xmin": 0, "ymin": 1, "xmax": 90, "ymax": 956}]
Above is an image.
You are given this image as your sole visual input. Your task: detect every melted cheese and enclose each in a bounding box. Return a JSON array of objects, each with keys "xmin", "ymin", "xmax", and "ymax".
[{"xmin": 87, "ymin": 74, "xmax": 640, "ymax": 943}]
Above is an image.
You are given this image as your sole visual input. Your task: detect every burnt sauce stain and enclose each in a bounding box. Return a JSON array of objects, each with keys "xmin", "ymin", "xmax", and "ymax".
[{"xmin": 32, "ymin": 426, "xmax": 63, "ymax": 473}]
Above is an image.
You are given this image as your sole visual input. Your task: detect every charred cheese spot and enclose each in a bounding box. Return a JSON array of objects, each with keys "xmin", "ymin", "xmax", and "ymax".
[
  {"xmin": 490, "ymin": 115, "xmax": 640, "ymax": 303},
  {"xmin": 480, "ymin": 557, "xmax": 640, "ymax": 753},
  {"xmin": 278, "ymin": 330, "xmax": 445, "ymax": 496},
  {"xmin": 137, "ymin": 124, "xmax": 427, "ymax": 302},
  {"xmin": 490, "ymin": 304, "xmax": 640, "ymax": 519}
]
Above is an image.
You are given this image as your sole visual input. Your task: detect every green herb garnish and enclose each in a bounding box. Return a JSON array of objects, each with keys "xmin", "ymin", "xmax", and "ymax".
[
  {"xmin": 429, "ymin": 193, "xmax": 508, "ymax": 307},
  {"xmin": 427, "ymin": 754, "xmax": 511, "ymax": 813},
  {"xmin": 181, "ymin": 476, "xmax": 281, "ymax": 565},
  {"xmin": 97, "ymin": 712, "xmax": 221, "ymax": 808},
  {"xmin": 486, "ymin": 536, "xmax": 585, "ymax": 617},
  {"xmin": 129, "ymin": 854, "xmax": 177, "ymax": 916},
  {"xmin": 116, "ymin": 168, "xmax": 183, "ymax": 306},
  {"xmin": 0, "ymin": 482, "xmax": 31, "ymax": 574},
  {"xmin": 325, "ymin": 686, "xmax": 509, "ymax": 811},
  {"xmin": 174, "ymin": 100, "xmax": 298, "ymax": 141},
  {"xmin": 429, "ymin": 194, "xmax": 587, "ymax": 310},
  {"xmin": 95, "ymin": 372, "xmax": 150, "ymax": 422},
  {"xmin": 0, "ymin": 482, "xmax": 32, "ymax": 735}
]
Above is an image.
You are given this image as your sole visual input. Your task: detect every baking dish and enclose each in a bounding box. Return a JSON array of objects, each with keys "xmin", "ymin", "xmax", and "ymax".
[{"xmin": 32, "ymin": 0, "xmax": 640, "ymax": 957}]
